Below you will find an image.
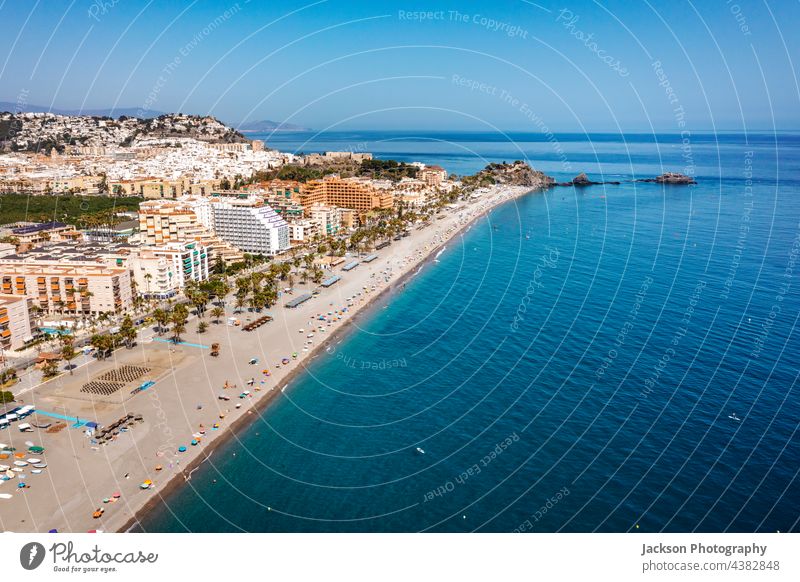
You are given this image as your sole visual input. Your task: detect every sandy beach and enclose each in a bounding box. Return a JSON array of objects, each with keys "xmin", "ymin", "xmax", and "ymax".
[{"xmin": 0, "ymin": 184, "xmax": 537, "ymax": 533}]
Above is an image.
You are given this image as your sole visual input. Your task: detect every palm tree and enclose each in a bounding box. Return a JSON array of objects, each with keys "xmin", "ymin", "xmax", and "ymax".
[
  {"xmin": 171, "ymin": 319, "xmax": 186, "ymax": 343},
  {"xmin": 153, "ymin": 308, "xmax": 170, "ymax": 335},
  {"xmin": 59, "ymin": 334, "xmax": 77, "ymax": 375},
  {"xmin": 190, "ymin": 290, "xmax": 209, "ymax": 318},
  {"xmin": 90, "ymin": 333, "xmax": 112, "ymax": 360},
  {"xmin": 211, "ymin": 306, "xmax": 225, "ymax": 323},
  {"xmin": 119, "ymin": 314, "xmax": 137, "ymax": 348},
  {"xmin": 171, "ymin": 304, "xmax": 189, "ymax": 342}
]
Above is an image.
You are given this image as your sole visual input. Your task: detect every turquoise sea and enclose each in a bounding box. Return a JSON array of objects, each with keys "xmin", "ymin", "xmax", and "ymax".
[{"xmin": 138, "ymin": 131, "xmax": 800, "ymax": 532}]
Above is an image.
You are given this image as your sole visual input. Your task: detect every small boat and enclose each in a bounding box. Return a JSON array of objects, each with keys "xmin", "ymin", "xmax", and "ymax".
[
  {"xmin": 31, "ymin": 469, "xmax": 42, "ymax": 474},
  {"xmin": 27, "ymin": 458, "xmax": 41, "ymax": 464},
  {"xmin": 13, "ymin": 460, "xmax": 27, "ymax": 467},
  {"xmin": 33, "ymin": 463, "xmax": 47, "ymax": 469},
  {"xmin": 728, "ymin": 413, "xmax": 741, "ymax": 421},
  {"xmin": 415, "ymin": 447, "xmax": 425, "ymax": 455}
]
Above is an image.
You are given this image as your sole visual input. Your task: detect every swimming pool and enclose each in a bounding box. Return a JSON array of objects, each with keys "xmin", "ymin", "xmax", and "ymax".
[{"xmin": 39, "ymin": 327, "xmax": 72, "ymax": 336}]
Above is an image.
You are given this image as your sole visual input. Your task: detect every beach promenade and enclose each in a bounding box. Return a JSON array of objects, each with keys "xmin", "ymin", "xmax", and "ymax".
[{"xmin": 0, "ymin": 184, "xmax": 536, "ymax": 533}]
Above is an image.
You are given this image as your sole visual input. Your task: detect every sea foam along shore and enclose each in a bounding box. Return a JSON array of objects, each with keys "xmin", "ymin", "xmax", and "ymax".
[
  {"xmin": 0, "ymin": 181, "xmax": 547, "ymax": 534},
  {"xmin": 120, "ymin": 182, "xmax": 551, "ymax": 533}
]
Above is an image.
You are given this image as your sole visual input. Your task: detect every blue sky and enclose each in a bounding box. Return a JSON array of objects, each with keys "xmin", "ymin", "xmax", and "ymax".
[{"xmin": 1, "ymin": 0, "xmax": 798, "ymax": 130}]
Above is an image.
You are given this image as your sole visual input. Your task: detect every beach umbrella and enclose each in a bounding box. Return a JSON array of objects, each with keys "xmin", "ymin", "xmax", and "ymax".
[
  {"xmin": 17, "ymin": 482, "xmax": 26, "ymax": 488},
  {"xmin": 48, "ymin": 529, "xmax": 58, "ymax": 533}
]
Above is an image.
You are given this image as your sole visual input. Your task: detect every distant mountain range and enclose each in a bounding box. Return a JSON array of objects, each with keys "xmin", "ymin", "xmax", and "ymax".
[
  {"xmin": 0, "ymin": 102, "xmax": 167, "ymax": 118},
  {"xmin": 0, "ymin": 102, "xmax": 309, "ymax": 131}
]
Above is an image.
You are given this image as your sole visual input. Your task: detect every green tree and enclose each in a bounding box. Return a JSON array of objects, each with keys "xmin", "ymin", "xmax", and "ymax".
[
  {"xmin": 153, "ymin": 308, "xmax": 170, "ymax": 335},
  {"xmin": 119, "ymin": 314, "xmax": 137, "ymax": 348},
  {"xmin": 41, "ymin": 359, "xmax": 60, "ymax": 379},
  {"xmin": 211, "ymin": 305, "xmax": 225, "ymax": 323},
  {"xmin": 171, "ymin": 304, "xmax": 189, "ymax": 342},
  {"xmin": 59, "ymin": 334, "xmax": 77, "ymax": 375},
  {"xmin": 90, "ymin": 333, "xmax": 113, "ymax": 360}
]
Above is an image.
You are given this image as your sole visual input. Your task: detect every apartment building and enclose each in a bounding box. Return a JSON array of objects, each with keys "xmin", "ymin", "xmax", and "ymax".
[
  {"xmin": 138, "ymin": 198, "xmax": 243, "ymax": 263},
  {"xmin": 110, "ymin": 177, "xmax": 221, "ymax": 199},
  {"xmin": 287, "ymin": 219, "xmax": 320, "ymax": 244},
  {"xmin": 0, "ymin": 294, "xmax": 35, "ymax": 351},
  {"xmin": 49, "ymin": 175, "xmax": 104, "ymax": 194},
  {"xmin": 2, "ymin": 222, "xmax": 81, "ymax": 248},
  {"xmin": 419, "ymin": 165, "xmax": 448, "ymax": 186},
  {"xmin": 307, "ymin": 204, "xmax": 342, "ymax": 236},
  {"xmin": 131, "ymin": 241, "xmax": 209, "ymax": 299},
  {"xmin": 0, "ymin": 259, "xmax": 133, "ymax": 316},
  {"xmin": 297, "ymin": 176, "xmax": 393, "ymax": 222},
  {"xmin": 138, "ymin": 200, "xmax": 210, "ymax": 245},
  {"xmin": 211, "ymin": 197, "xmax": 289, "ymax": 256}
]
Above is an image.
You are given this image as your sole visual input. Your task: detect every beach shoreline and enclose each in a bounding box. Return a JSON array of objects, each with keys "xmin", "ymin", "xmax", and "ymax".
[
  {"xmin": 119, "ymin": 184, "xmax": 537, "ymax": 532},
  {"xmin": 0, "ymin": 182, "xmax": 546, "ymax": 534}
]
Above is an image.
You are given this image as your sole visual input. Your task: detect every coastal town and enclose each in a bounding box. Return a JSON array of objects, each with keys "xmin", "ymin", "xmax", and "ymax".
[{"xmin": 0, "ymin": 112, "xmax": 552, "ymax": 532}]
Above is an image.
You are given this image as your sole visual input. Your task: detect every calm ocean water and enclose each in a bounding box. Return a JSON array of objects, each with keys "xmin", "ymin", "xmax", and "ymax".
[{"xmin": 138, "ymin": 132, "xmax": 800, "ymax": 532}]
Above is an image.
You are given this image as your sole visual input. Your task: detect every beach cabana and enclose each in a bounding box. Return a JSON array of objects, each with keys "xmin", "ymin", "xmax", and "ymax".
[
  {"xmin": 321, "ymin": 275, "xmax": 341, "ymax": 288},
  {"xmin": 362, "ymin": 253, "xmax": 378, "ymax": 263},
  {"xmin": 342, "ymin": 260, "xmax": 359, "ymax": 271}
]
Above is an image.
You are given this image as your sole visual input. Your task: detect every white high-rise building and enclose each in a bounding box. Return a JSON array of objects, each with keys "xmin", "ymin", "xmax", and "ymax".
[
  {"xmin": 211, "ymin": 197, "xmax": 289, "ymax": 256},
  {"xmin": 131, "ymin": 241, "xmax": 210, "ymax": 299}
]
